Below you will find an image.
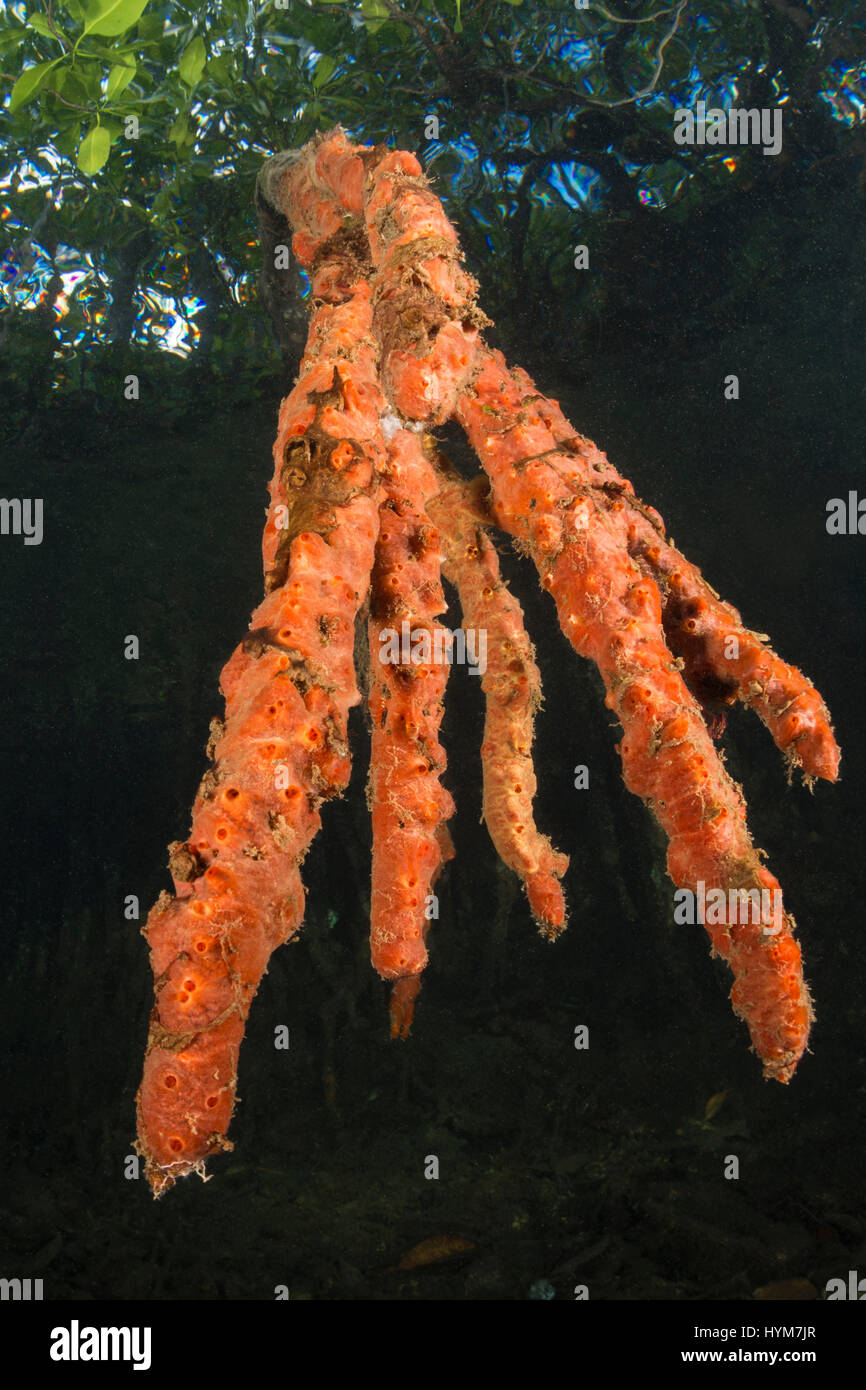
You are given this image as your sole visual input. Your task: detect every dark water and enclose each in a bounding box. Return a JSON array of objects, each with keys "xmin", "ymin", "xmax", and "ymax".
[{"xmin": 1, "ymin": 147, "xmax": 864, "ymax": 1309}]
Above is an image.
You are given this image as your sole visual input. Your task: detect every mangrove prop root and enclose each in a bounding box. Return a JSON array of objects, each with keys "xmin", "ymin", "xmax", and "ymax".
[
  {"xmin": 136, "ymin": 156, "xmax": 387, "ymax": 1196},
  {"xmin": 368, "ymin": 426, "xmax": 455, "ymax": 1039},
  {"xmin": 429, "ymin": 459, "xmax": 569, "ymax": 936},
  {"xmin": 136, "ymin": 129, "xmax": 840, "ymax": 1194},
  {"xmin": 349, "ymin": 126, "xmax": 838, "ymax": 1081}
]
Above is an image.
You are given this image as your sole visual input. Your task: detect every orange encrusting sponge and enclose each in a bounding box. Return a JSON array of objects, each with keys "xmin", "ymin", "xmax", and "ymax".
[
  {"xmin": 429, "ymin": 461, "xmax": 568, "ymax": 936},
  {"xmin": 457, "ymin": 350, "xmax": 825, "ymax": 1082},
  {"xmin": 138, "ymin": 126, "xmax": 841, "ymax": 1200},
  {"xmin": 136, "ymin": 163, "xmax": 388, "ymax": 1194},
  {"xmin": 367, "ymin": 429, "xmax": 454, "ymax": 1039},
  {"xmin": 351, "ymin": 118, "xmax": 837, "ymax": 1086}
]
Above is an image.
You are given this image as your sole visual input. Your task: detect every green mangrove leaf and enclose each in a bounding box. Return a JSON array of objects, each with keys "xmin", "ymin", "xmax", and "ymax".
[
  {"xmin": 313, "ymin": 53, "xmax": 336, "ymax": 88},
  {"xmin": 81, "ymin": 0, "xmax": 150, "ymax": 40},
  {"xmin": 361, "ymin": 0, "xmax": 389, "ymax": 34},
  {"xmin": 169, "ymin": 112, "xmax": 189, "ymax": 145},
  {"xmin": 9, "ymin": 58, "xmax": 63, "ymax": 111},
  {"xmin": 136, "ymin": 11, "xmax": 162, "ymax": 41},
  {"xmin": 54, "ymin": 65, "xmax": 89, "ymax": 104},
  {"xmin": 79, "ymin": 58, "xmax": 109, "ymax": 98},
  {"xmin": 0, "ymin": 28, "xmax": 26, "ymax": 54},
  {"xmin": 77, "ymin": 122, "xmax": 111, "ymax": 173},
  {"xmin": 53, "ymin": 123, "xmax": 80, "ymax": 157},
  {"xmin": 106, "ymin": 59, "xmax": 136, "ymax": 99},
  {"xmin": 178, "ymin": 36, "xmax": 206, "ymax": 88},
  {"xmin": 27, "ymin": 13, "xmax": 61, "ymax": 38}
]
